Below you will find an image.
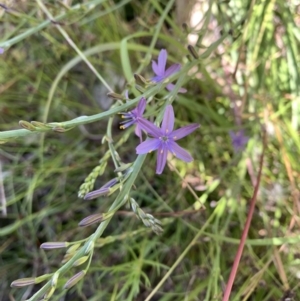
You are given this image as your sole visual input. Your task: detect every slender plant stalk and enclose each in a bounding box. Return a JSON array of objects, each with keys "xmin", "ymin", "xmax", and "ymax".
[{"xmin": 222, "ymin": 129, "xmax": 267, "ymax": 301}]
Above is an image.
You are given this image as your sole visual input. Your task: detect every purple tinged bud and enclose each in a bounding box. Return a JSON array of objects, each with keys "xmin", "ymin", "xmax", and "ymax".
[
  {"xmin": 11, "ymin": 278, "xmax": 36, "ymax": 288},
  {"xmin": 64, "ymin": 271, "xmax": 86, "ymax": 289},
  {"xmin": 84, "ymin": 178, "xmax": 118, "ymax": 200},
  {"xmin": 78, "ymin": 213, "xmax": 105, "ymax": 227},
  {"xmin": 40, "ymin": 242, "xmax": 68, "ymax": 250}
]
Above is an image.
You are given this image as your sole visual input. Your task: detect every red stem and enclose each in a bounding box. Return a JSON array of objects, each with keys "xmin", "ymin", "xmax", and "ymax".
[{"xmin": 222, "ymin": 131, "xmax": 266, "ymax": 301}]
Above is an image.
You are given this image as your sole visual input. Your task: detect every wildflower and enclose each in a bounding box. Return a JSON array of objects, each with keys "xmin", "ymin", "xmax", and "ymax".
[
  {"xmin": 152, "ymin": 49, "xmax": 187, "ymax": 93},
  {"xmin": 0, "ymin": 48, "xmax": 4, "ymax": 54},
  {"xmin": 229, "ymin": 130, "xmax": 249, "ymax": 152},
  {"xmin": 136, "ymin": 105, "xmax": 199, "ymax": 174},
  {"xmin": 119, "ymin": 97, "xmax": 146, "ymax": 140}
]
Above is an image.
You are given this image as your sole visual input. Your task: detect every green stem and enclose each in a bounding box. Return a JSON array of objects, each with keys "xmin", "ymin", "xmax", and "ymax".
[
  {"xmin": 36, "ymin": 0, "xmax": 112, "ymax": 93},
  {"xmin": 28, "ymin": 154, "xmax": 146, "ymax": 301}
]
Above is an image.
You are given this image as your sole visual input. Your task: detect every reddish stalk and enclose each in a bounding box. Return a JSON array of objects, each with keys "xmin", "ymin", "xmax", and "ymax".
[{"xmin": 222, "ymin": 130, "xmax": 266, "ymax": 301}]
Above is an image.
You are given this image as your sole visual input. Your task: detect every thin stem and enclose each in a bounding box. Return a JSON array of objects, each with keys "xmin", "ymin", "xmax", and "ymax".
[
  {"xmin": 36, "ymin": 0, "xmax": 113, "ymax": 96},
  {"xmin": 222, "ymin": 129, "xmax": 267, "ymax": 301},
  {"xmin": 28, "ymin": 154, "xmax": 146, "ymax": 301}
]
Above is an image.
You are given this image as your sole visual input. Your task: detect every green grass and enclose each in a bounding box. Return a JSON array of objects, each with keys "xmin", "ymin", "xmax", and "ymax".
[{"xmin": 1, "ymin": 0, "xmax": 300, "ymax": 300}]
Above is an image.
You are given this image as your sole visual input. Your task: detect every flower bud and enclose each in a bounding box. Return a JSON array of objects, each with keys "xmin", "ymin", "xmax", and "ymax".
[
  {"xmin": 11, "ymin": 278, "xmax": 35, "ymax": 288},
  {"xmin": 134, "ymin": 73, "xmax": 148, "ymax": 86},
  {"xmin": 107, "ymin": 92, "xmax": 124, "ymax": 100},
  {"xmin": 40, "ymin": 242, "xmax": 68, "ymax": 250},
  {"xmin": 73, "ymin": 256, "xmax": 89, "ymax": 267},
  {"xmin": 63, "ymin": 271, "xmax": 86, "ymax": 289},
  {"xmin": 66, "ymin": 243, "xmax": 81, "ymax": 254},
  {"xmin": 19, "ymin": 120, "xmax": 36, "ymax": 131},
  {"xmin": 78, "ymin": 214, "xmax": 105, "ymax": 227},
  {"xmin": 187, "ymin": 45, "xmax": 199, "ymax": 59}
]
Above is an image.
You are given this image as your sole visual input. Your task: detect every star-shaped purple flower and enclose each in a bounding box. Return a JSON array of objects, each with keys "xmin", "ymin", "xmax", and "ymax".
[
  {"xmin": 229, "ymin": 130, "xmax": 249, "ymax": 152},
  {"xmin": 136, "ymin": 105, "xmax": 199, "ymax": 174},
  {"xmin": 152, "ymin": 49, "xmax": 187, "ymax": 93},
  {"xmin": 120, "ymin": 97, "xmax": 146, "ymax": 141}
]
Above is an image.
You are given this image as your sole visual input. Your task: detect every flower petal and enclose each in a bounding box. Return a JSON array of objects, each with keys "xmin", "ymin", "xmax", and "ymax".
[
  {"xmin": 166, "ymin": 83, "xmax": 187, "ymax": 93},
  {"xmin": 137, "ymin": 97, "xmax": 146, "ymax": 116},
  {"xmin": 161, "ymin": 105, "xmax": 175, "ymax": 134},
  {"xmin": 171, "ymin": 123, "xmax": 200, "ymax": 140},
  {"xmin": 156, "ymin": 145, "xmax": 168, "ymax": 174},
  {"xmin": 164, "ymin": 64, "xmax": 181, "ymax": 78},
  {"xmin": 136, "ymin": 138, "xmax": 161, "ymax": 154},
  {"xmin": 135, "ymin": 124, "xmax": 142, "ymax": 141},
  {"xmin": 168, "ymin": 141, "xmax": 193, "ymax": 162},
  {"xmin": 138, "ymin": 118, "xmax": 162, "ymax": 137},
  {"xmin": 157, "ymin": 49, "xmax": 167, "ymax": 74},
  {"xmin": 229, "ymin": 130, "xmax": 249, "ymax": 152},
  {"xmin": 152, "ymin": 60, "xmax": 160, "ymax": 76}
]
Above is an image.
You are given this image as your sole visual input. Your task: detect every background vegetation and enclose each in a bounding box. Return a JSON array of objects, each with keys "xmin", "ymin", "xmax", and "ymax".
[{"xmin": 0, "ymin": 0, "xmax": 300, "ymax": 300}]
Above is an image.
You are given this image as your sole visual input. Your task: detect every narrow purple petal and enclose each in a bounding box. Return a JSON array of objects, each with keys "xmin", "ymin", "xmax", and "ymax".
[
  {"xmin": 166, "ymin": 83, "xmax": 187, "ymax": 93},
  {"xmin": 137, "ymin": 97, "xmax": 146, "ymax": 115},
  {"xmin": 168, "ymin": 141, "xmax": 193, "ymax": 162},
  {"xmin": 136, "ymin": 138, "xmax": 161, "ymax": 154},
  {"xmin": 156, "ymin": 145, "xmax": 168, "ymax": 174},
  {"xmin": 164, "ymin": 64, "xmax": 181, "ymax": 78},
  {"xmin": 0, "ymin": 48, "xmax": 4, "ymax": 54},
  {"xmin": 120, "ymin": 119, "xmax": 135, "ymax": 129},
  {"xmin": 152, "ymin": 60, "xmax": 160, "ymax": 76},
  {"xmin": 171, "ymin": 123, "xmax": 199, "ymax": 140},
  {"xmin": 158, "ymin": 49, "xmax": 167, "ymax": 74},
  {"xmin": 161, "ymin": 105, "xmax": 174, "ymax": 134},
  {"xmin": 138, "ymin": 118, "xmax": 162, "ymax": 137},
  {"xmin": 134, "ymin": 124, "xmax": 142, "ymax": 141}
]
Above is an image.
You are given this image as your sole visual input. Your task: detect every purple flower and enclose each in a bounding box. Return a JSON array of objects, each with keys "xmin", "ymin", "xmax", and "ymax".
[
  {"xmin": 120, "ymin": 97, "xmax": 146, "ymax": 140},
  {"xmin": 0, "ymin": 48, "xmax": 4, "ymax": 54},
  {"xmin": 152, "ymin": 49, "xmax": 187, "ymax": 93},
  {"xmin": 229, "ymin": 130, "xmax": 249, "ymax": 152},
  {"xmin": 136, "ymin": 105, "xmax": 199, "ymax": 174}
]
